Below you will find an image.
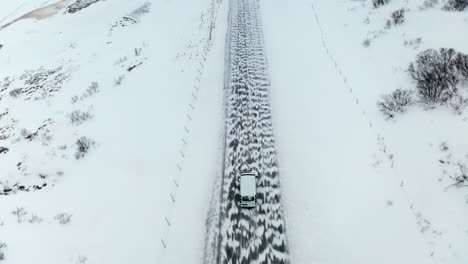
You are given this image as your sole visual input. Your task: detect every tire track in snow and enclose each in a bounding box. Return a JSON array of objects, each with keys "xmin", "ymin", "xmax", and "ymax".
[{"xmin": 209, "ymin": 0, "xmax": 290, "ymax": 263}]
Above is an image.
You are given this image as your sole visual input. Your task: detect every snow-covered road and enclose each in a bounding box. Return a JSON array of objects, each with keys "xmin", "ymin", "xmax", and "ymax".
[{"xmin": 206, "ymin": 0, "xmax": 290, "ymax": 263}]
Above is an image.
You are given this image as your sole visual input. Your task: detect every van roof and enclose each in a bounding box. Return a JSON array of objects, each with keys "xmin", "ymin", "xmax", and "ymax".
[{"xmin": 240, "ymin": 174, "xmax": 256, "ymax": 196}]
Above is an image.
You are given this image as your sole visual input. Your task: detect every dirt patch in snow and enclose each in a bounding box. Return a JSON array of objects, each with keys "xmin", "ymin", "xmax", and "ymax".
[{"xmin": 0, "ymin": 0, "xmax": 72, "ymax": 30}]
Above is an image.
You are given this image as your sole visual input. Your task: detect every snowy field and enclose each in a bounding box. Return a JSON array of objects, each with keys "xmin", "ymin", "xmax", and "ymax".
[
  {"xmin": 0, "ymin": 0, "xmax": 227, "ymax": 263},
  {"xmin": 261, "ymin": 0, "xmax": 468, "ymax": 263}
]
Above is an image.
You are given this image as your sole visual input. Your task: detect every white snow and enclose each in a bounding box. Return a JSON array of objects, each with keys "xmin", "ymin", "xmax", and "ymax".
[
  {"xmin": 261, "ymin": 0, "xmax": 468, "ymax": 263},
  {"xmin": 0, "ymin": 0, "xmax": 227, "ymax": 263}
]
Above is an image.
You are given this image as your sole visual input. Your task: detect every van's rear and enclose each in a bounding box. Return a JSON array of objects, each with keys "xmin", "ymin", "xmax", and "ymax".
[{"xmin": 239, "ymin": 174, "xmax": 256, "ymax": 208}]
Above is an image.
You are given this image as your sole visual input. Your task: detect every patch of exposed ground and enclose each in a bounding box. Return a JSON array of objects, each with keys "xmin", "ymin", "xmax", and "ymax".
[{"xmin": 0, "ymin": 0, "xmax": 104, "ymax": 31}]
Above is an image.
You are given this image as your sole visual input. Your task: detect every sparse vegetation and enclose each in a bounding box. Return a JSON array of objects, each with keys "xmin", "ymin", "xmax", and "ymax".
[
  {"xmin": 0, "ymin": 242, "xmax": 6, "ymax": 261},
  {"xmin": 443, "ymin": 0, "xmax": 468, "ymax": 11},
  {"xmin": 20, "ymin": 128, "xmax": 36, "ymax": 141},
  {"xmin": 55, "ymin": 213, "xmax": 72, "ymax": 224},
  {"xmin": 391, "ymin": 9, "xmax": 405, "ymax": 25},
  {"xmin": 75, "ymin": 136, "xmax": 95, "ymax": 159},
  {"xmin": 373, "ymin": 0, "xmax": 391, "ymax": 8},
  {"xmin": 114, "ymin": 75, "xmax": 125, "ymax": 86},
  {"xmin": 134, "ymin": 48, "xmax": 142, "ymax": 56},
  {"xmin": 408, "ymin": 48, "xmax": 468, "ymax": 105},
  {"xmin": 362, "ymin": 39, "xmax": 371, "ymax": 47},
  {"xmin": 9, "ymin": 88, "xmax": 22, "ymax": 98},
  {"xmin": 404, "ymin": 37, "xmax": 423, "ymax": 49},
  {"xmin": 0, "ymin": 147, "xmax": 8, "ymax": 154},
  {"xmin": 380, "ymin": 48, "xmax": 468, "ymax": 118},
  {"xmin": 377, "ymin": 89, "xmax": 414, "ymax": 119},
  {"xmin": 71, "ymin": 95, "xmax": 79, "ymax": 104},
  {"xmin": 17, "ymin": 66, "xmax": 69, "ymax": 100},
  {"xmin": 109, "ymin": 2, "xmax": 152, "ymax": 33},
  {"xmin": 85, "ymin": 82, "xmax": 99, "ymax": 97},
  {"xmin": 69, "ymin": 110, "xmax": 93, "ymax": 125},
  {"xmin": 420, "ymin": 0, "xmax": 440, "ymax": 10},
  {"xmin": 445, "ymin": 162, "xmax": 468, "ymax": 189},
  {"xmin": 128, "ymin": 2, "xmax": 152, "ymax": 18},
  {"xmin": 385, "ymin": 9, "xmax": 405, "ymax": 29},
  {"xmin": 28, "ymin": 214, "xmax": 43, "ymax": 224},
  {"xmin": 72, "ymin": 82, "xmax": 100, "ymax": 103},
  {"xmin": 77, "ymin": 255, "xmax": 88, "ymax": 264},
  {"xmin": 11, "ymin": 207, "xmax": 27, "ymax": 223}
]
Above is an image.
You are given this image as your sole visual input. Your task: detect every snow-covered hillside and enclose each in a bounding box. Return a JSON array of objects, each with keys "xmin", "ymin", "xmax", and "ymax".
[{"xmin": 0, "ymin": 0, "xmax": 228, "ymax": 263}]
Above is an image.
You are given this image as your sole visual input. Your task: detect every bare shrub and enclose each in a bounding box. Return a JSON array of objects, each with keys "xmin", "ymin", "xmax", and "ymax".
[
  {"xmin": 28, "ymin": 214, "xmax": 43, "ymax": 224},
  {"xmin": 11, "ymin": 207, "xmax": 27, "ymax": 223},
  {"xmin": 85, "ymin": 82, "xmax": 99, "ymax": 97},
  {"xmin": 404, "ymin": 37, "xmax": 423, "ymax": 49},
  {"xmin": 377, "ymin": 89, "xmax": 414, "ymax": 119},
  {"xmin": 0, "ymin": 147, "xmax": 8, "ymax": 154},
  {"xmin": 77, "ymin": 255, "xmax": 88, "ymax": 264},
  {"xmin": 439, "ymin": 141, "xmax": 449, "ymax": 152},
  {"xmin": 363, "ymin": 39, "xmax": 371, "ymax": 47},
  {"xmin": 385, "ymin": 19, "xmax": 392, "ymax": 29},
  {"xmin": 54, "ymin": 213, "xmax": 72, "ymax": 224},
  {"xmin": 447, "ymin": 162, "xmax": 468, "ymax": 189},
  {"xmin": 9, "ymin": 88, "xmax": 22, "ymax": 98},
  {"xmin": 134, "ymin": 48, "xmax": 142, "ymax": 56},
  {"xmin": 0, "ymin": 242, "xmax": 6, "ymax": 261},
  {"xmin": 71, "ymin": 82, "xmax": 99, "ymax": 103},
  {"xmin": 75, "ymin": 137, "xmax": 95, "ymax": 159},
  {"xmin": 408, "ymin": 48, "xmax": 467, "ymax": 104},
  {"xmin": 114, "ymin": 75, "xmax": 125, "ymax": 86},
  {"xmin": 129, "ymin": 2, "xmax": 151, "ymax": 18},
  {"xmin": 71, "ymin": 95, "xmax": 79, "ymax": 104},
  {"xmin": 373, "ymin": 0, "xmax": 391, "ymax": 8},
  {"xmin": 69, "ymin": 110, "xmax": 93, "ymax": 125},
  {"xmin": 20, "ymin": 129, "xmax": 35, "ymax": 141},
  {"xmin": 455, "ymin": 52, "xmax": 468, "ymax": 78},
  {"xmin": 391, "ymin": 9, "xmax": 405, "ymax": 25},
  {"xmin": 443, "ymin": 0, "xmax": 468, "ymax": 11},
  {"xmin": 447, "ymin": 94, "xmax": 468, "ymax": 114},
  {"xmin": 115, "ymin": 57, "xmax": 128, "ymax": 65},
  {"xmin": 420, "ymin": 0, "xmax": 439, "ymax": 9}
]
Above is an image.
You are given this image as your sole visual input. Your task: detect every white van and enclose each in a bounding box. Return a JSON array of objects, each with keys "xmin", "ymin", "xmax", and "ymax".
[{"xmin": 239, "ymin": 172, "xmax": 257, "ymax": 208}]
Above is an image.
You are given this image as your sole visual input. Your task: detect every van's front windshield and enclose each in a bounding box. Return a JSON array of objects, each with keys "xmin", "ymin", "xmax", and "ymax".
[{"xmin": 242, "ymin": 196, "xmax": 254, "ymax": 202}]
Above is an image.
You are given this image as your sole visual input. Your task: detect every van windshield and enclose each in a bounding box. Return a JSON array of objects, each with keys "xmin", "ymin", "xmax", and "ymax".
[{"xmin": 242, "ymin": 196, "xmax": 254, "ymax": 201}]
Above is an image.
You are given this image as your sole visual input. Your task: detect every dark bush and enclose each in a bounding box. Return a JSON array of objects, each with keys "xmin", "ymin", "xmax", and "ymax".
[
  {"xmin": 408, "ymin": 48, "xmax": 467, "ymax": 104},
  {"xmin": 444, "ymin": 0, "xmax": 468, "ymax": 11},
  {"xmin": 377, "ymin": 89, "xmax": 414, "ymax": 119},
  {"xmin": 0, "ymin": 242, "xmax": 5, "ymax": 261},
  {"xmin": 75, "ymin": 136, "xmax": 95, "ymax": 159},
  {"xmin": 391, "ymin": 9, "xmax": 405, "ymax": 25},
  {"xmin": 69, "ymin": 110, "xmax": 92, "ymax": 125},
  {"xmin": 373, "ymin": 0, "xmax": 391, "ymax": 8},
  {"xmin": 9, "ymin": 88, "xmax": 22, "ymax": 98},
  {"xmin": 363, "ymin": 39, "xmax": 371, "ymax": 47},
  {"xmin": 455, "ymin": 52, "xmax": 468, "ymax": 78}
]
